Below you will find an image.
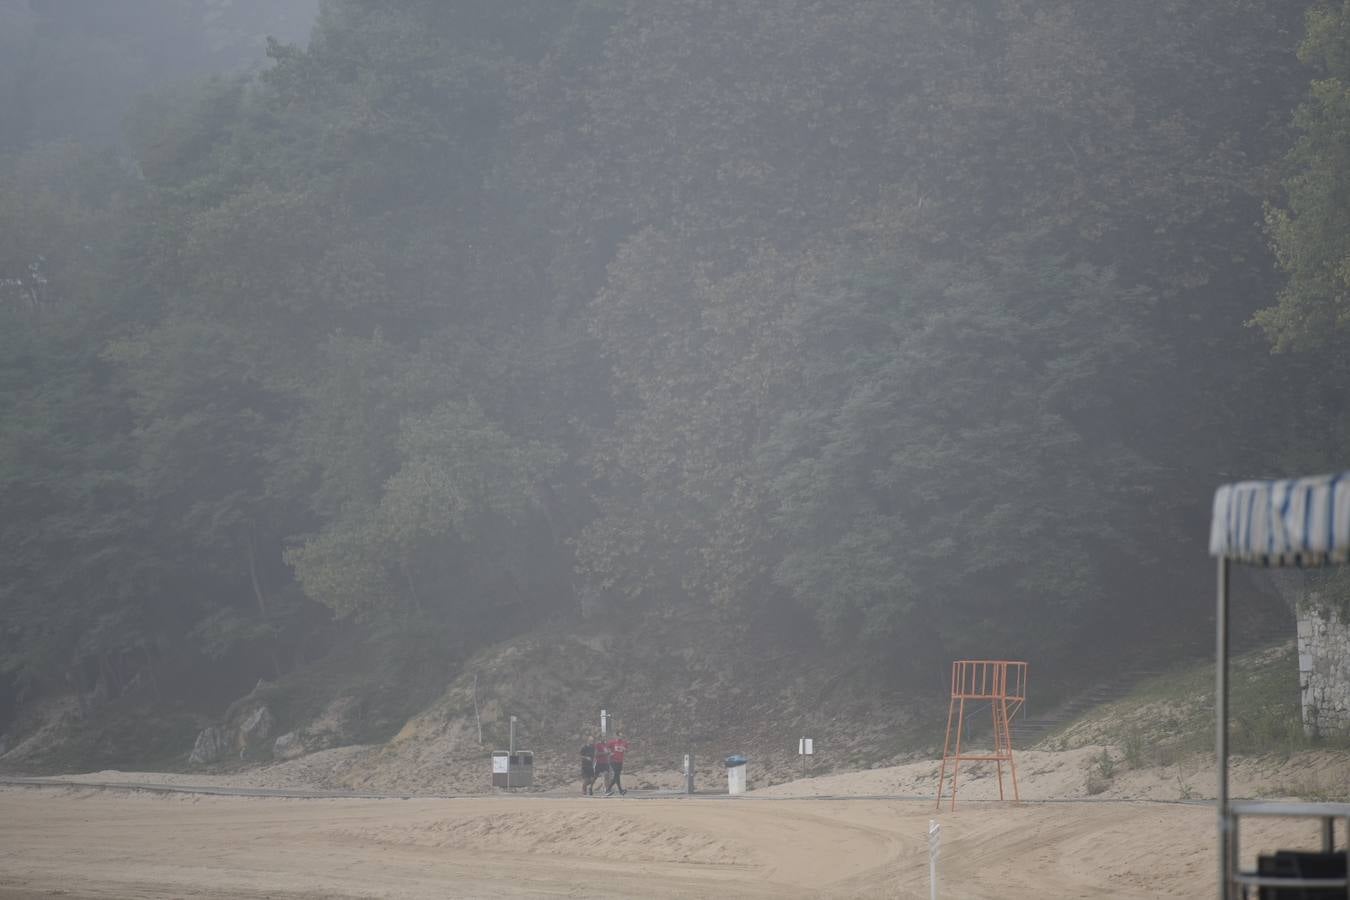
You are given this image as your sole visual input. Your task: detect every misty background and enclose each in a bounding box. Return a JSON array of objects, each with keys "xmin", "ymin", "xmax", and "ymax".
[{"xmin": 1, "ymin": 0, "xmax": 1347, "ymax": 769}]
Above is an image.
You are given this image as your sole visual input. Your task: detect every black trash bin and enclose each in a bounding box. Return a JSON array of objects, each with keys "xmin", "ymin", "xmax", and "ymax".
[{"xmin": 491, "ymin": 750, "xmax": 534, "ymax": 788}]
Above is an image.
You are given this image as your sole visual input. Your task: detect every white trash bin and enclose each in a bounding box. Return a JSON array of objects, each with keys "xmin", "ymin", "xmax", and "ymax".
[{"xmin": 725, "ymin": 755, "xmax": 748, "ymax": 795}]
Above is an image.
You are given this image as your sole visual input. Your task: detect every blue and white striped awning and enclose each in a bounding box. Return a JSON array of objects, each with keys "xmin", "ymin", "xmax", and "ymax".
[{"xmin": 1210, "ymin": 472, "xmax": 1350, "ymax": 566}]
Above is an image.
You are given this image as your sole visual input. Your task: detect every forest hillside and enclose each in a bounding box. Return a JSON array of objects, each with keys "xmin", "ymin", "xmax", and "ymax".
[{"xmin": 2, "ymin": 0, "xmax": 1348, "ymax": 773}]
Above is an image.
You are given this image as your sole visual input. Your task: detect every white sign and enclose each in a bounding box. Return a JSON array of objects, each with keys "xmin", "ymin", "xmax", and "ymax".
[
  {"xmin": 492, "ymin": 755, "xmax": 509, "ymax": 774},
  {"xmin": 798, "ymin": 738, "xmax": 814, "ymax": 755}
]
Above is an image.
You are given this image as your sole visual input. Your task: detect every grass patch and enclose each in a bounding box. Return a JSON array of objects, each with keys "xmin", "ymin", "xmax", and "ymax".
[
  {"xmin": 1085, "ymin": 748, "xmax": 1116, "ymax": 795},
  {"xmin": 1054, "ymin": 642, "xmax": 1350, "ymax": 764},
  {"xmin": 1259, "ymin": 774, "xmax": 1349, "ymax": 802}
]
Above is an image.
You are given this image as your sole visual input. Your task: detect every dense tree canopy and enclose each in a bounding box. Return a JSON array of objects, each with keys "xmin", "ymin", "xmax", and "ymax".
[
  {"xmin": 1259, "ymin": 0, "xmax": 1350, "ymax": 351},
  {"xmin": 1, "ymin": 0, "xmax": 1346, "ymax": 737}
]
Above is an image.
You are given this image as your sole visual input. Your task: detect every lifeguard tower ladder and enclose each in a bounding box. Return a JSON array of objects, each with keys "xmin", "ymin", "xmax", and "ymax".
[{"xmin": 935, "ymin": 659, "xmax": 1027, "ymax": 810}]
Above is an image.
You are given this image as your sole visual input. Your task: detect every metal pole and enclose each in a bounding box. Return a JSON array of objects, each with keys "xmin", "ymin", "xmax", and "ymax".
[
  {"xmin": 1216, "ymin": 557, "xmax": 1230, "ymax": 900},
  {"xmin": 950, "ymin": 696, "xmax": 965, "ymax": 811},
  {"xmin": 508, "ymin": 715, "xmax": 517, "ymax": 791}
]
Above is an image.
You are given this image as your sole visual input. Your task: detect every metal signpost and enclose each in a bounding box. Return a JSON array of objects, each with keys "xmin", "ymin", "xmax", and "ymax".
[
  {"xmin": 508, "ymin": 715, "xmax": 517, "ymax": 789},
  {"xmin": 928, "ymin": 819, "xmax": 941, "ymax": 900},
  {"xmin": 798, "ymin": 737, "xmax": 814, "ymax": 778}
]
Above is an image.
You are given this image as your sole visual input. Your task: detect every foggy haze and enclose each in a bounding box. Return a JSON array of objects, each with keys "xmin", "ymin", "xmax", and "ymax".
[{"xmin": 0, "ymin": 0, "xmax": 1345, "ymax": 849}]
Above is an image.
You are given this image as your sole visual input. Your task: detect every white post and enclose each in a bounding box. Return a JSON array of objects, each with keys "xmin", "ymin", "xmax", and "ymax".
[
  {"xmin": 928, "ymin": 819, "xmax": 941, "ymax": 900},
  {"xmin": 473, "ymin": 672, "xmax": 482, "ymax": 745},
  {"xmin": 508, "ymin": 715, "xmax": 517, "ymax": 790},
  {"xmin": 1216, "ymin": 557, "xmax": 1230, "ymax": 899}
]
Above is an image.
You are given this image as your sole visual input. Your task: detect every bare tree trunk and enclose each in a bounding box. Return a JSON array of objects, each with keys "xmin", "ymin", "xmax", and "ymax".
[
  {"xmin": 473, "ymin": 671, "xmax": 483, "ymax": 746},
  {"xmin": 538, "ymin": 485, "xmax": 581, "ymax": 616},
  {"xmin": 111, "ymin": 652, "xmax": 127, "ymax": 694},
  {"xmin": 99, "ymin": 652, "xmax": 121, "ymax": 699},
  {"xmin": 294, "ymin": 629, "xmax": 311, "ymax": 669},
  {"xmin": 403, "ymin": 562, "xmax": 424, "ymax": 615},
  {"xmin": 140, "ymin": 646, "xmax": 161, "ymax": 701},
  {"xmin": 246, "ymin": 524, "xmax": 268, "ymax": 619},
  {"xmin": 70, "ymin": 654, "xmax": 89, "ymax": 714}
]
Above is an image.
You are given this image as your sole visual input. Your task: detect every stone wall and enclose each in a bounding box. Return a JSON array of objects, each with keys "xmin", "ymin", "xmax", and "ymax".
[{"xmin": 1297, "ymin": 603, "xmax": 1350, "ymax": 738}]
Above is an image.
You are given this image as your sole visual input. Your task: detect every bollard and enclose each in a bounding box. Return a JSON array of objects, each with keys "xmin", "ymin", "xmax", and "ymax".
[
  {"xmin": 725, "ymin": 754, "xmax": 748, "ymax": 795},
  {"xmin": 683, "ymin": 753, "xmax": 695, "ymax": 794},
  {"xmin": 928, "ymin": 819, "xmax": 941, "ymax": 900}
]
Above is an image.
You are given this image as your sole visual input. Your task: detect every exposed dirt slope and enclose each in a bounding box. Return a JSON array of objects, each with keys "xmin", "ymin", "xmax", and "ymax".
[{"xmin": 321, "ymin": 619, "xmax": 925, "ymax": 794}]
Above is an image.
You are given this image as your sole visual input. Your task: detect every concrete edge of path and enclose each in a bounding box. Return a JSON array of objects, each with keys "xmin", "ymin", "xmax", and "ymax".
[{"xmin": 0, "ymin": 776, "xmax": 1216, "ymax": 807}]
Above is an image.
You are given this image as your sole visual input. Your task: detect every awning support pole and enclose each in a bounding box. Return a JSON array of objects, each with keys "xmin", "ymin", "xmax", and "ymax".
[{"xmin": 1216, "ymin": 556, "xmax": 1231, "ymax": 900}]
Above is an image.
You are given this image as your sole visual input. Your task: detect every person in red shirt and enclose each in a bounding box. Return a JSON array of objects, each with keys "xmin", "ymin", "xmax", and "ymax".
[
  {"xmin": 590, "ymin": 737, "xmax": 611, "ymax": 795},
  {"xmin": 607, "ymin": 731, "xmax": 630, "ymax": 796}
]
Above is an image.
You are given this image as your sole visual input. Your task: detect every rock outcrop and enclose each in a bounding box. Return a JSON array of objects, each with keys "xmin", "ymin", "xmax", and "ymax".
[
  {"xmin": 238, "ymin": 706, "xmax": 275, "ymax": 758},
  {"xmin": 273, "ymin": 731, "xmax": 305, "ymax": 760},
  {"xmin": 188, "ymin": 725, "xmax": 229, "ymax": 765},
  {"xmin": 188, "ymin": 703, "xmax": 276, "ymax": 765}
]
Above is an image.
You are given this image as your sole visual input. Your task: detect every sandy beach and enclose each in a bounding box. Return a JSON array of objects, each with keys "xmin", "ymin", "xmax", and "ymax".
[{"xmin": 0, "ymin": 770, "xmax": 1335, "ymax": 898}]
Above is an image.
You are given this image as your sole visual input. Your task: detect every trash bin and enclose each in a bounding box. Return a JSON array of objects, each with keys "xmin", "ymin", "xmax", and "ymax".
[
  {"xmin": 511, "ymin": 750, "xmax": 534, "ymax": 787},
  {"xmin": 725, "ymin": 754, "xmax": 748, "ymax": 795},
  {"xmin": 491, "ymin": 750, "xmax": 534, "ymax": 788}
]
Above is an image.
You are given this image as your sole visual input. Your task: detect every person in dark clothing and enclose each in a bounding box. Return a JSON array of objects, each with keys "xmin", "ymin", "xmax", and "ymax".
[{"xmin": 580, "ymin": 736, "xmax": 596, "ymax": 795}]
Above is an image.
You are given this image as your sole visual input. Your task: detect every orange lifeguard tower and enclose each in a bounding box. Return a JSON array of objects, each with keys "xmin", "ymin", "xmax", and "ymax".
[{"xmin": 935, "ymin": 659, "xmax": 1027, "ymax": 810}]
